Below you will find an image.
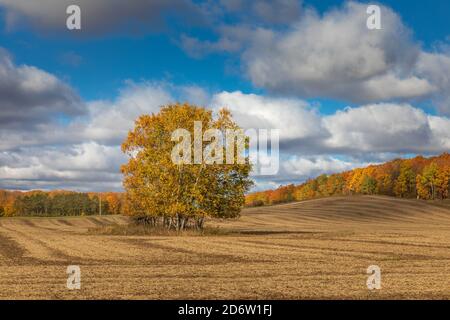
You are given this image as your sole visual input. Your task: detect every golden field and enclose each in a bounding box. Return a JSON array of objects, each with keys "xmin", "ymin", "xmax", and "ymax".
[{"xmin": 0, "ymin": 195, "xmax": 449, "ymax": 299}]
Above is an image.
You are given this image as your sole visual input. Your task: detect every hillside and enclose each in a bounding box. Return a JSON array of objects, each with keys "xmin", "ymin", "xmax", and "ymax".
[
  {"xmin": 227, "ymin": 195, "xmax": 450, "ymax": 232},
  {"xmin": 246, "ymin": 153, "xmax": 450, "ymax": 207},
  {"xmin": 0, "ymin": 195, "xmax": 449, "ymax": 299}
]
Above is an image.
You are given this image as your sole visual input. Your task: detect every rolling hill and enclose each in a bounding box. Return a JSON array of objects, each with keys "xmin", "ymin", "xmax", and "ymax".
[{"xmin": 0, "ymin": 195, "xmax": 449, "ymax": 299}]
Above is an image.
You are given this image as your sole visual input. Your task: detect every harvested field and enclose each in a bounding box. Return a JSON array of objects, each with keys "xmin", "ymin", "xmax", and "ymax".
[{"xmin": 0, "ymin": 195, "xmax": 449, "ymax": 299}]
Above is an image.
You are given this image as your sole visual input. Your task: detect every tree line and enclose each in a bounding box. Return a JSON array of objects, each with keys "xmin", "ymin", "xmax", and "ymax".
[
  {"xmin": 245, "ymin": 153, "xmax": 450, "ymax": 207},
  {"xmin": 0, "ymin": 190, "xmax": 124, "ymax": 217}
]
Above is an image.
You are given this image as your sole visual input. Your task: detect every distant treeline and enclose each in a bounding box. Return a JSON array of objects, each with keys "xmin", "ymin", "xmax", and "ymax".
[
  {"xmin": 245, "ymin": 153, "xmax": 450, "ymax": 207},
  {"xmin": 0, "ymin": 190, "xmax": 125, "ymax": 217},
  {"xmin": 4, "ymin": 153, "xmax": 450, "ymax": 215}
]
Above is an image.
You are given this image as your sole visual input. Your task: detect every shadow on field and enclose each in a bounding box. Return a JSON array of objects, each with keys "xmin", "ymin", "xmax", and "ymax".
[{"xmin": 87, "ymin": 223, "xmax": 320, "ymax": 237}]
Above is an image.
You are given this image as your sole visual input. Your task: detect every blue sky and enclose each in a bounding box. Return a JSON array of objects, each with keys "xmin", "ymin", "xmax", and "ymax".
[
  {"xmin": 1, "ymin": 0, "xmax": 450, "ymax": 191},
  {"xmin": 1, "ymin": 0, "xmax": 449, "ymax": 103}
]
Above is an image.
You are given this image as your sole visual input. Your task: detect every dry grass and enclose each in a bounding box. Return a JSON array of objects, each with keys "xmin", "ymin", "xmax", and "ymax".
[
  {"xmin": 0, "ymin": 195, "xmax": 449, "ymax": 299},
  {"xmin": 88, "ymin": 223, "xmax": 233, "ymax": 236}
]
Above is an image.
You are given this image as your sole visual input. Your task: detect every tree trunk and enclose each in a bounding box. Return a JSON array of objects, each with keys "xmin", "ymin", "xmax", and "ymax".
[
  {"xmin": 176, "ymin": 213, "xmax": 180, "ymax": 231},
  {"xmin": 180, "ymin": 216, "xmax": 186, "ymax": 231},
  {"xmin": 196, "ymin": 216, "xmax": 205, "ymax": 230}
]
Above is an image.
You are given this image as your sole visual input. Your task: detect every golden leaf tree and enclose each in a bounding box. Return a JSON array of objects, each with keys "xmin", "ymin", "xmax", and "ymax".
[{"xmin": 121, "ymin": 103, "xmax": 253, "ymax": 230}]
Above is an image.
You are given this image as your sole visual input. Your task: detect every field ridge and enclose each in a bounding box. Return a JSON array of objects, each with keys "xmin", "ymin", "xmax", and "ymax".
[{"xmin": 0, "ymin": 195, "xmax": 449, "ymax": 299}]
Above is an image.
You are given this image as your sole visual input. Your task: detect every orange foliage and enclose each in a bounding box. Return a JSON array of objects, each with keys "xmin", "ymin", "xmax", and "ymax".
[{"xmin": 246, "ymin": 153, "xmax": 450, "ymax": 206}]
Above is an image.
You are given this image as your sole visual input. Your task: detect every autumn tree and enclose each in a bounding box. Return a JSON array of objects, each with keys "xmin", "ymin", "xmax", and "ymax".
[
  {"xmin": 121, "ymin": 103, "xmax": 253, "ymax": 230},
  {"xmin": 316, "ymin": 174, "xmax": 329, "ymax": 196},
  {"xmin": 417, "ymin": 163, "xmax": 439, "ymax": 200},
  {"xmin": 360, "ymin": 175, "xmax": 377, "ymax": 195},
  {"xmin": 325, "ymin": 174, "xmax": 345, "ymax": 196},
  {"xmin": 375, "ymin": 173, "xmax": 394, "ymax": 195},
  {"xmin": 435, "ymin": 166, "xmax": 450, "ymax": 199},
  {"xmin": 245, "ymin": 153, "xmax": 450, "ymax": 207},
  {"xmin": 294, "ymin": 180, "xmax": 317, "ymax": 201},
  {"xmin": 346, "ymin": 168, "xmax": 364, "ymax": 194},
  {"xmin": 3, "ymin": 198, "xmax": 16, "ymax": 216},
  {"xmin": 394, "ymin": 162, "xmax": 416, "ymax": 198},
  {"xmin": 105, "ymin": 193, "xmax": 122, "ymax": 215}
]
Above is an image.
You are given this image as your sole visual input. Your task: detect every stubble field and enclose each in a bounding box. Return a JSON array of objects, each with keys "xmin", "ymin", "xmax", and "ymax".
[{"xmin": 0, "ymin": 195, "xmax": 449, "ymax": 299}]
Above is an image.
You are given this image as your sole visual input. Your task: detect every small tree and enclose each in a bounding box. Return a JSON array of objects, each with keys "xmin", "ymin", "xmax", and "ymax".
[
  {"xmin": 360, "ymin": 175, "xmax": 377, "ymax": 195},
  {"xmin": 394, "ymin": 163, "xmax": 416, "ymax": 198},
  {"xmin": 416, "ymin": 163, "xmax": 439, "ymax": 200},
  {"xmin": 121, "ymin": 103, "xmax": 253, "ymax": 230}
]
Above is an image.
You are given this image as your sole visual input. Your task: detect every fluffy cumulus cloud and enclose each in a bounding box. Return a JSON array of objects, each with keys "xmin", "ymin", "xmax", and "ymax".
[
  {"xmin": 211, "ymin": 91, "xmax": 325, "ymax": 141},
  {"xmin": 416, "ymin": 52, "xmax": 450, "ymax": 115},
  {"xmin": 210, "ymin": 92, "xmax": 450, "ymax": 192},
  {"xmin": 0, "ymin": 68, "xmax": 174, "ymax": 190},
  {"xmin": 77, "ymin": 82, "xmax": 173, "ymax": 145},
  {"xmin": 242, "ymin": 2, "xmax": 435, "ymax": 102},
  {"xmin": 0, "ymin": 143, "xmax": 124, "ymax": 191},
  {"xmin": 182, "ymin": 1, "xmax": 450, "ymax": 113},
  {"xmin": 322, "ymin": 104, "xmax": 432, "ymax": 153},
  {"xmin": 3, "ymin": 51, "xmax": 450, "ymax": 191},
  {"xmin": 0, "ymin": 49, "xmax": 83, "ymax": 128},
  {"xmin": 0, "ymin": 48, "xmax": 84, "ymax": 152},
  {"xmin": 0, "ymin": 74, "xmax": 222, "ymax": 190},
  {"xmin": 211, "ymin": 91, "xmax": 450, "ymax": 156},
  {"xmin": 321, "ymin": 103, "xmax": 450, "ymax": 154},
  {"xmin": 210, "ymin": 92, "xmax": 450, "ymax": 190},
  {"xmin": 0, "ymin": 0, "xmax": 199, "ymax": 34},
  {"xmin": 3, "ymin": 77, "xmax": 450, "ymax": 191},
  {"xmin": 282, "ymin": 156, "xmax": 369, "ymax": 178},
  {"xmin": 4, "ymin": 0, "xmax": 450, "ymax": 110},
  {"xmin": 2, "ymin": 0, "xmax": 450, "ymax": 190},
  {"xmin": 250, "ymin": 154, "xmax": 376, "ymax": 190},
  {"xmin": 251, "ymin": 155, "xmax": 373, "ymax": 190}
]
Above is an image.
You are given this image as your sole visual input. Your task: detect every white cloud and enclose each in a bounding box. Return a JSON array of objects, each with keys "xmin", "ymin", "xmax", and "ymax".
[
  {"xmin": 0, "ymin": 48, "xmax": 83, "ymax": 129},
  {"xmin": 179, "ymin": 85, "xmax": 211, "ymax": 106},
  {"xmin": 2, "ymin": 81, "xmax": 450, "ymax": 190},
  {"xmin": 428, "ymin": 116, "xmax": 450, "ymax": 150},
  {"xmin": 250, "ymin": 154, "xmax": 373, "ymax": 191},
  {"xmin": 182, "ymin": 1, "xmax": 450, "ymax": 112},
  {"xmin": 78, "ymin": 82, "xmax": 173, "ymax": 145},
  {"xmin": 323, "ymin": 103, "xmax": 432, "ymax": 152},
  {"xmin": 210, "ymin": 91, "xmax": 450, "ymax": 156},
  {"xmin": 7, "ymin": 1, "xmax": 450, "ymax": 191},
  {"xmin": 0, "ymin": 142, "xmax": 124, "ymax": 191},
  {"xmin": 0, "ymin": 80, "xmax": 173, "ymax": 191},
  {"xmin": 0, "ymin": 48, "xmax": 85, "ymax": 153},
  {"xmin": 242, "ymin": 2, "xmax": 434, "ymax": 102},
  {"xmin": 416, "ymin": 52, "xmax": 450, "ymax": 114},
  {"xmin": 283, "ymin": 156, "xmax": 369, "ymax": 177},
  {"xmin": 211, "ymin": 91, "xmax": 324, "ymax": 141}
]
